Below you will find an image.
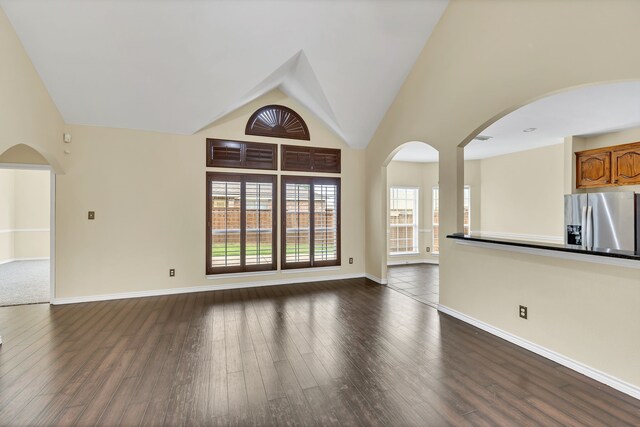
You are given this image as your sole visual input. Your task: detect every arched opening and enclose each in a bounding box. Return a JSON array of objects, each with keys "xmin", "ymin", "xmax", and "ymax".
[
  {"xmin": 0, "ymin": 144, "xmax": 56, "ymax": 306},
  {"xmin": 459, "ymin": 80, "xmax": 640, "ymax": 248},
  {"xmin": 382, "ymin": 141, "xmax": 441, "ymax": 306}
]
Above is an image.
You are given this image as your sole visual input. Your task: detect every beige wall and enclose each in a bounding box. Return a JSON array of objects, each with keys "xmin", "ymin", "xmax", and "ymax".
[
  {"xmin": 0, "ymin": 169, "xmax": 50, "ymax": 262},
  {"xmin": 13, "ymin": 169, "xmax": 50, "ymax": 259},
  {"xmin": 386, "ymin": 159, "xmax": 481, "ymax": 264},
  {"xmin": 567, "ymin": 126, "xmax": 640, "ymax": 194},
  {"xmin": 0, "ymin": 169, "xmax": 15, "ymax": 262},
  {"xmin": 479, "ymin": 144, "xmax": 564, "ymax": 242},
  {"xmin": 0, "ymin": 8, "xmax": 64, "ymax": 172},
  {"xmin": 56, "ymin": 90, "xmax": 366, "ymax": 298},
  {"xmin": 366, "ymin": 0, "xmax": 640, "ymax": 390}
]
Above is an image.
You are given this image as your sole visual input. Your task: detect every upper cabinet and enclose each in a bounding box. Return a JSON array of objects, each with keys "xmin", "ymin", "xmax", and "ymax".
[
  {"xmin": 612, "ymin": 145, "xmax": 640, "ymax": 186},
  {"xmin": 575, "ymin": 141, "xmax": 640, "ymax": 188},
  {"xmin": 576, "ymin": 149, "xmax": 611, "ymax": 188}
]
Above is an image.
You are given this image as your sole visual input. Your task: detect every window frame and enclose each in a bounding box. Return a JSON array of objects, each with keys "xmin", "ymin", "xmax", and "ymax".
[
  {"xmin": 388, "ymin": 186, "xmax": 420, "ymax": 255},
  {"xmin": 206, "ymin": 172, "xmax": 277, "ymax": 275},
  {"xmin": 281, "ymin": 175, "xmax": 341, "ymax": 270}
]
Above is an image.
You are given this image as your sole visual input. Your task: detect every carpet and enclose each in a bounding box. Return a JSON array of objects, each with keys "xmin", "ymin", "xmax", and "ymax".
[{"xmin": 0, "ymin": 260, "xmax": 50, "ymax": 306}]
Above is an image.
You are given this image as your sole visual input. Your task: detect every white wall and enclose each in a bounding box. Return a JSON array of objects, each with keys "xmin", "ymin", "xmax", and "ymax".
[{"xmin": 0, "ymin": 169, "xmax": 50, "ymax": 263}]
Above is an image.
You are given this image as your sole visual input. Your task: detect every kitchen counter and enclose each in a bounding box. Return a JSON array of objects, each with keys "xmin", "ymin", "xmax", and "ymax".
[{"xmin": 447, "ymin": 233, "xmax": 640, "ymax": 263}]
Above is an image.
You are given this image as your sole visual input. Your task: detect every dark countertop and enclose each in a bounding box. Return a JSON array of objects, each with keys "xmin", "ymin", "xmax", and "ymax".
[{"xmin": 447, "ymin": 233, "xmax": 640, "ymax": 261}]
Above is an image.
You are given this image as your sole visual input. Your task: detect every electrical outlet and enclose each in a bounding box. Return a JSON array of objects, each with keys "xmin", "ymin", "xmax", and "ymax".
[
  {"xmin": 88, "ymin": 211, "xmax": 95, "ymax": 220},
  {"xmin": 349, "ymin": 257, "xmax": 353, "ymax": 264},
  {"xmin": 519, "ymin": 305, "xmax": 528, "ymax": 319},
  {"xmin": 169, "ymin": 269, "xmax": 175, "ymax": 277},
  {"xmin": 426, "ymin": 247, "xmax": 431, "ymax": 252}
]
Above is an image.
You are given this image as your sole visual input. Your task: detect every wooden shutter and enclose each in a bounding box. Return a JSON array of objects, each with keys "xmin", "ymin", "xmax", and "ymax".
[
  {"xmin": 244, "ymin": 142, "xmax": 278, "ymax": 170},
  {"xmin": 206, "ymin": 139, "xmax": 277, "ymax": 170},
  {"xmin": 281, "ymin": 145, "xmax": 341, "ymax": 173},
  {"xmin": 311, "ymin": 148, "xmax": 341, "ymax": 173}
]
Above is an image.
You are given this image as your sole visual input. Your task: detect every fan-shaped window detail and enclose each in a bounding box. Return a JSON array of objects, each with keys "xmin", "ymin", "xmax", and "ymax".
[{"xmin": 245, "ymin": 105, "xmax": 310, "ymax": 141}]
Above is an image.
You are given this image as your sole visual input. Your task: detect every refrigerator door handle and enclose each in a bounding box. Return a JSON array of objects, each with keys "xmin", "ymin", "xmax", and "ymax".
[
  {"xmin": 581, "ymin": 206, "xmax": 588, "ymax": 247},
  {"xmin": 586, "ymin": 205, "xmax": 593, "ymax": 248}
]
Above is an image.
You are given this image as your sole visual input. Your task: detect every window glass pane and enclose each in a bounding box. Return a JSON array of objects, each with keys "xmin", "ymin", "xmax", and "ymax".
[
  {"xmin": 285, "ymin": 183, "xmax": 311, "ymax": 263},
  {"xmin": 245, "ymin": 181, "xmax": 273, "ymax": 266},
  {"xmin": 314, "ymin": 183, "xmax": 338, "ymax": 262},
  {"xmin": 211, "ymin": 181, "xmax": 242, "ymax": 268},
  {"xmin": 389, "ymin": 187, "xmax": 418, "ymax": 254}
]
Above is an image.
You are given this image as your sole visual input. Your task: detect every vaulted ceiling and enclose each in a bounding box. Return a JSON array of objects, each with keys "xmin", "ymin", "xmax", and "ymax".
[{"xmin": 0, "ymin": 0, "xmax": 449, "ymax": 148}]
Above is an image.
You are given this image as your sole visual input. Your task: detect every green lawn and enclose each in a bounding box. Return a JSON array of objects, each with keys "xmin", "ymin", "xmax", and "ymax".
[{"xmin": 212, "ymin": 243, "xmax": 335, "ymax": 256}]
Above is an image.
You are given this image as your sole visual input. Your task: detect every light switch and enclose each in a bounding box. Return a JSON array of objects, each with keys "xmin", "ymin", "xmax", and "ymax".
[{"xmin": 88, "ymin": 211, "xmax": 95, "ymax": 220}]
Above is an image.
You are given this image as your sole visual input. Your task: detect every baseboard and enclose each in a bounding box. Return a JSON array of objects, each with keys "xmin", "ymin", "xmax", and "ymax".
[
  {"xmin": 365, "ymin": 273, "xmax": 387, "ymax": 285},
  {"xmin": 387, "ymin": 258, "xmax": 439, "ymax": 266},
  {"xmin": 0, "ymin": 257, "xmax": 50, "ymax": 265},
  {"xmin": 52, "ymin": 272, "xmax": 366, "ymax": 305},
  {"xmin": 438, "ymin": 304, "xmax": 640, "ymax": 400}
]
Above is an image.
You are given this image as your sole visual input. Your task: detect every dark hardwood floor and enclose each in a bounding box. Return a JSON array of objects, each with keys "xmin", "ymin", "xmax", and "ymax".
[{"xmin": 0, "ymin": 278, "xmax": 638, "ymax": 426}]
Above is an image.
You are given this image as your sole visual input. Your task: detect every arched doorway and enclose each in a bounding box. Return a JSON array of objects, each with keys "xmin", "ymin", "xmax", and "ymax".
[
  {"xmin": 381, "ymin": 141, "xmax": 441, "ymax": 306},
  {"xmin": 0, "ymin": 144, "xmax": 56, "ymax": 306}
]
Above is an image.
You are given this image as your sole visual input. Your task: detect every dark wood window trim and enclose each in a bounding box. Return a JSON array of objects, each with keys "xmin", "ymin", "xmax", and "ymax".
[
  {"xmin": 281, "ymin": 176, "xmax": 341, "ymax": 270},
  {"xmin": 206, "ymin": 172, "xmax": 277, "ymax": 275},
  {"xmin": 206, "ymin": 139, "xmax": 277, "ymax": 170},
  {"xmin": 245, "ymin": 105, "xmax": 310, "ymax": 141},
  {"xmin": 281, "ymin": 145, "xmax": 341, "ymax": 173}
]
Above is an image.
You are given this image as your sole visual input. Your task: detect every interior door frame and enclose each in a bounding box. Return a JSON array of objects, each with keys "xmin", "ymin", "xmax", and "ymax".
[{"xmin": 0, "ymin": 163, "xmax": 56, "ymax": 303}]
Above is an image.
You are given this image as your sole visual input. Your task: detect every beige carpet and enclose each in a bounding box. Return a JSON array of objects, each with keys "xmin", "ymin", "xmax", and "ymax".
[{"xmin": 0, "ymin": 260, "xmax": 50, "ymax": 306}]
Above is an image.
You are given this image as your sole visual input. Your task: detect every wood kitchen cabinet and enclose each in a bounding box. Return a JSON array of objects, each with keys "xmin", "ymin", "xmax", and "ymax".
[
  {"xmin": 575, "ymin": 141, "xmax": 640, "ymax": 189},
  {"xmin": 612, "ymin": 144, "xmax": 640, "ymax": 185},
  {"xmin": 575, "ymin": 149, "xmax": 611, "ymax": 188}
]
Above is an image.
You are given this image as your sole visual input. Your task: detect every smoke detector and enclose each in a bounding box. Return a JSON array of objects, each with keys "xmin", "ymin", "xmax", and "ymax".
[{"xmin": 473, "ymin": 135, "xmax": 493, "ymax": 141}]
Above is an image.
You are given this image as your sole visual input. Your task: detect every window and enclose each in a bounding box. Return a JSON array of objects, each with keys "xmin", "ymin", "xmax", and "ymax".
[
  {"xmin": 432, "ymin": 186, "xmax": 470, "ymax": 254},
  {"xmin": 206, "ymin": 139, "xmax": 277, "ymax": 170},
  {"xmin": 282, "ymin": 176, "xmax": 340, "ymax": 269},
  {"xmin": 206, "ymin": 173, "xmax": 276, "ymax": 274},
  {"xmin": 389, "ymin": 187, "xmax": 419, "ymax": 254},
  {"xmin": 245, "ymin": 105, "xmax": 310, "ymax": 141},
  {"xmin": 281, "ymin": 145, "xmax": 341, "ymax": 173}
]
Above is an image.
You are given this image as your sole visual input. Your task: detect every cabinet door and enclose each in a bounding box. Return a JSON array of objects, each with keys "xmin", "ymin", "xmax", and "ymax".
[
  {"xmin": 613, "ymin": 146, "xmax": 640, "ymax": 185},
  {"xmin": 576, "ymin": 151, "xmax": 611, "ymax": 188}
]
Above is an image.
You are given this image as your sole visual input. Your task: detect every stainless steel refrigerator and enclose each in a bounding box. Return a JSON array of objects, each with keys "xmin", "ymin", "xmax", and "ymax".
[{"xmin": 564, "ymin": 192, "xmax": 640, "ymax": 251}]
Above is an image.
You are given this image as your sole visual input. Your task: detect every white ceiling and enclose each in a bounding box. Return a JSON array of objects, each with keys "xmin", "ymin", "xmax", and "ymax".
[
  {"xmin": 393, "ymin": 81, "xmax": 640, "ymax": 163},
  {"xmin": 0, "ymin": 0, "xmax": 448, "ymax": 148}
]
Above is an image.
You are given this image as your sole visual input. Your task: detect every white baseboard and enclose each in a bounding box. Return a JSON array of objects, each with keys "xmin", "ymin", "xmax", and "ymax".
[
  {"xmin": 387, "ymin": 258, "xmax": 439, "ymax": 266},
  {"xmin": 365, "ymin": 273, "xmax": 387, "ymax": 285},
  {"xmin": 52, "ymin": 272, "xmax": 366, "ymax": 305},
  {"xmin": 438, "ymin": 304, "xmax": 640, "ymax": 400},
  {"xmin": 0, "ymin": 257, "xmax": 50, "ymax": 265}
]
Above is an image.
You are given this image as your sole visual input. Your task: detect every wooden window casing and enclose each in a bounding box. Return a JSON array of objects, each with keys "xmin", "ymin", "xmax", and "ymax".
[
  {"xmin": 206, "ymin": 139, "xmax": 277, "ymax": 170},
  {"xmin": 206, "ymin": 173, "xmax": 277, "ymax": 274},
  {"xmin": 281, "ymin": 176, "xmax": 341, "ymax": 269},
  {"xmin": 281, "ymin": 145, "xmax": 341, "ymax": 173}
]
